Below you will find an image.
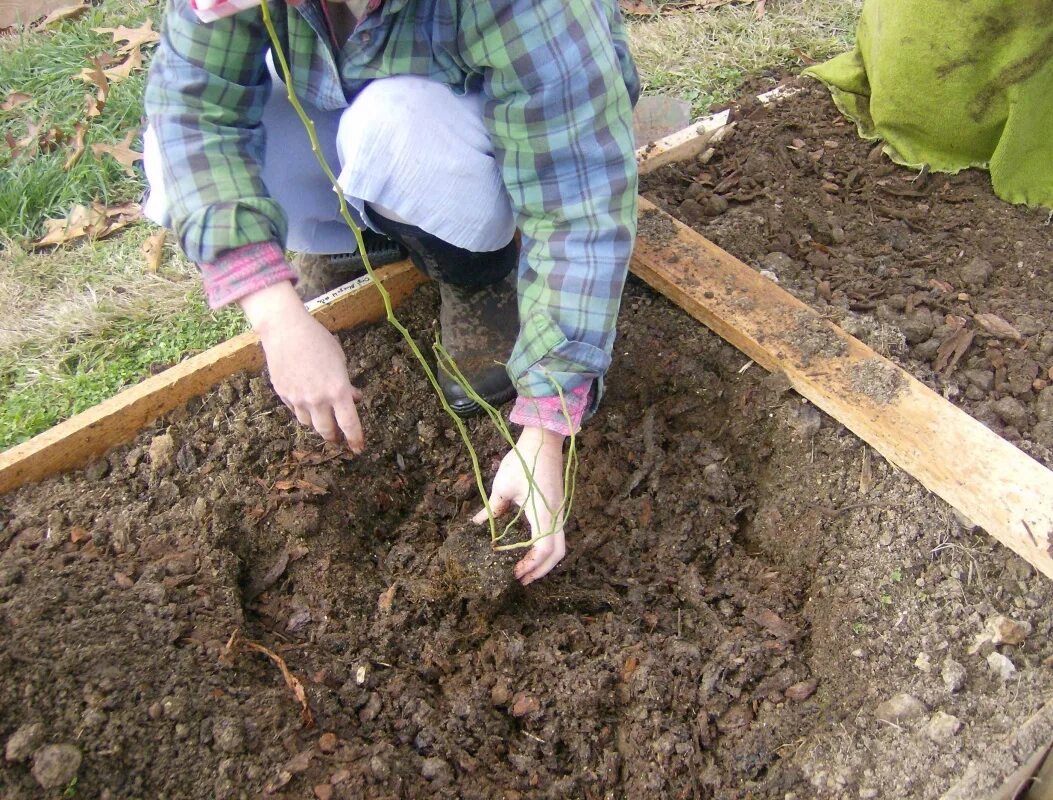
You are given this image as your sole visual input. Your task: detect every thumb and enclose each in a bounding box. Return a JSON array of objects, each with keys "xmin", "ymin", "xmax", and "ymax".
[{"xmin": 472, "ymin": 492, "xmax": 512, "ymax": 525}]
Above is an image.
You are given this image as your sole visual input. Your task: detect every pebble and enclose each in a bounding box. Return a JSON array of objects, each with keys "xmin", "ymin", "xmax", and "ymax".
[
  {"xmin": 1032, "ymin": 420, "xmax": 1053, "ymax": 448},
  {"xmin": 420, "ymin": 756, "xmax": 451, "ymax": 784},
  {"xmin": 786, "ymin": 403, "xmax": 822, "ymax": 439},
  {"xmin": 987, "ymin": 651, "xmax": 1017, "ymax": 681},
  {"xmin": 986, "ymin": 615, "xmax": 1031, "ymax": 646},
  {"xmin": 992, "ymin": 396, "xmax": 1029, "ymax": 430},
  {"xmin": 314, "ymin": 785, "xmax": 333, "ymax": 800},
  {"xmin": 785, "ymin": 679, "xmax": 818, "ymax": 702},
  {"xmin": 942, "ymin": 657, "xmax": 968, "ymax": 692},
  {"xmin": 1037, "ymin": 386, "xmax": 1053, "ymax": 422},
  {"xmin": 5, "ymin": 723, "xmax": 44, "ymax": 762},
  {"xmin": 912, "ymin": 336, "xmax": 942, "ymax": 361},
  {"xmin": 211, "ymin": 717, "xmax": 245, "ymax": 754},
  {"xmin": 900, "ymin": 317, "xmax": 934, "ymax": 345},
  {"xmin": 762, "ymin": 252, "xmax": 796, "ymax": 272},
  {"xmin": 84, "ymin": 458, "xmax": 110, "ymax": 481},
  {"xmin": 31, "ymin": 744, "xmax": 82, "ymax": 789},
  {"xmin": 926, "ymin": 712, "xmax": 962, "ymax": 742},
  {"xmin": 875, "ymin": 693, "xmax": 926, "ymax": 724},
  {"xmin": 914, "ymin": 653, "xmax": 932, "ymax": 673},
  {"xmin": 959, "ymin": 256, "xmax": 993, "ymax": 287},
  {"xmin": 963, "ymin": 369, "xmax": 995, "ymax": 392},
  {"xmin": 148, "ymin": 433, "xmax": 176, "ymax": 473},
  {"xmin": 318, "ymin": 732, "xmax": 338, "ymax": 754},
  {"xmin": 1015, "ymin": 314, "xmax": 1044, "ymax": 337}
]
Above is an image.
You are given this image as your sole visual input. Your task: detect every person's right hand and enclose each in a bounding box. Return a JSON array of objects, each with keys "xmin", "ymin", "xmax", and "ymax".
[{"xmin": 239, "ymin": 280, "xmax": 365, "ymax": 453}]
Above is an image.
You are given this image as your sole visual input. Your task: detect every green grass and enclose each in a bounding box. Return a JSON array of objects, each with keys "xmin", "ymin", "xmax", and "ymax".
[
  {"xmin": 0, "ymin": 0, "xmax": 863, "ymax": 453},
  {"xmin": 630, "ymin": 0, "xmax": 861, "ymax": 114},
  {"xmin": 0, "ymin": 1, "xmax": 155, "ymax": 240},
  {"xmin": 0, "ymin": 282, "xmax": 244, "ymax": 449}
]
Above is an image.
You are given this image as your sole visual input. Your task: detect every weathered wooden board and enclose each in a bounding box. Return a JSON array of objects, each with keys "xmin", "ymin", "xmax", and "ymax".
[
  {"xmin": 0, "ymin": 261, "xmax": 424, "ymax": 494},
  {"xmin": 630, "ymin": 197, "xmax": 1053, "ymax": 579}
]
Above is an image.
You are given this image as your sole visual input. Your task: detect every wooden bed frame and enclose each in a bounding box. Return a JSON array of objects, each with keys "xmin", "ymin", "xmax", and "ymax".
[{"xmin": 3, "ymin": 89, "xmax": 1052, "ymax": 587}]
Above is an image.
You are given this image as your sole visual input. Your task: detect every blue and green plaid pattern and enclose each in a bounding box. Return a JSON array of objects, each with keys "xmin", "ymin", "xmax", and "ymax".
[{"xmin": 145, "ymin": 0, "xmax": 640, "ymax": 400}]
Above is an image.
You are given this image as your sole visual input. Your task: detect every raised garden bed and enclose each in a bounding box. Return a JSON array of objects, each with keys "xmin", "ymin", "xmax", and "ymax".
[{"xmin": 2, "ymin": 82, "xmax": 1052, "ymax": 799}]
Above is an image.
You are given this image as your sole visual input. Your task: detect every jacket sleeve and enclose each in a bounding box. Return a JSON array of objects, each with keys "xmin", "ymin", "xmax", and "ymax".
[
  {"xmin": 460, "ymin": 0, "xmax": 640, "ymax": 407},
  {"xmin": 144, "ymin": 0, "xmax": 288, "ymax": 265}
]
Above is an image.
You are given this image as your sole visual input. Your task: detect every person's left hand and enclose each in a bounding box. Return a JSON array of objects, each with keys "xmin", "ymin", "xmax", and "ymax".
[{"xmin": 472, "ymin": 426, "xmax": 566, "ymax": 585}]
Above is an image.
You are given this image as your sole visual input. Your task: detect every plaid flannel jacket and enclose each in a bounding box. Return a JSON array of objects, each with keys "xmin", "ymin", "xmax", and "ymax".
[{"xmin": 145, "ymin": 0, "xmax": 640, "ymax": 403}]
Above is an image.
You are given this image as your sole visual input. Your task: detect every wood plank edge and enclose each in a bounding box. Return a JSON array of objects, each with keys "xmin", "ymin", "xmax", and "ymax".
[
  {"xmin": 0, "ymin": 261, "xmax": 424, "ymax": 494},
  {"xmin": 630, "ymin": 198, "xmax": 1053, "ymax": 580}
]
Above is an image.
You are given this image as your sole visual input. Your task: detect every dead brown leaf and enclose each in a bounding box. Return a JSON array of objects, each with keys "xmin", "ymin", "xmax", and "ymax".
[
  {"xmin": 102, "ymin": 44, "xmax": 143, "ymax": 82},
  {"xmin": 83, "ymin": 92, "xmax": 102, "ymax": 118},
  {"xmin": 377, "ymin": 584, "xmax": 396, "ymax": 612},
  {"xmin": 78, "ymin": 57, "xmax": 110, "ymax": 108},
  {"xmin": 93, "ymin": 19, "xmax": 159, "ymax": 52},
  {"xmin": 142, "ymin": 227, "xmax": 166, "ymax": 272},
  {"xmin": 7, "ymin": 119, "xmax": 42, "ymax": 158},
  {"xmin": 1, "ymin": 91, "xmax": 31, "ymax": 111},
  {"xmin": 621, "ymin": 654, "xmax": 640, "ymax": 682},
  {"xmin": 32, "ymin": 200, "xmax": 141, "ymax": 248},
  {"xmin": 273, "ymin": 478, "xmax": 328, "ymax": 495},
  {"xmin": 38, "ymin": 125, "xmax": 66, "ymax": 153},
  {"xmin": 91, "ymin": 128, "xmax": 143, "ymax": 177},
  {"xmin": 35, "ymin": 0, "xmax": 88, "ymax": 28},
  {"xmin": 63, "ymin": 122, "xmax": 85, "ymax": 169},
  {"xmin": 933, "ymin": 327, "xmax": 975, "ymax": 375}
]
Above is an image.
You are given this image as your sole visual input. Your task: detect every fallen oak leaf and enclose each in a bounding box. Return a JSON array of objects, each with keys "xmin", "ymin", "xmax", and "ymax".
[
  {"xmin": 1, "ymin": 92, "xmax": 31, "ymax": 111},
  {"xmin": 77, "ymin": 57, "xmax": 110, "ymax": 107},
  {"xmin": 35, "ymin": 0, "xmax": 89, "ymax": 28},
  {"xmin": 38, "ymin": 126, "xmax": 67, "ymax": 153},
  {"xmin": 92, "ymin": 20, "xmax": 160, "ymax": 53},
  {"xmin": 91, "ymin": 128, "xmax": 143, "ymax": 177},
  {"xmin": 102, "ymin": 44, "xmax": 143, "ymax": 83},
  {"xmin": 84, "ymin": 92, "xmax": 102, "ymax": 118},
  {"xmin": 142, "ymin": 227, "xmax": 166, "ymax": 272},
  {"xmin": 32, "ymin": 200, "xmax": 141, "ymax": 248}
]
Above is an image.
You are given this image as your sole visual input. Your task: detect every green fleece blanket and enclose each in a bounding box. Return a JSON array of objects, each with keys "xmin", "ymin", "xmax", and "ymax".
[{"xmin": 804, "ymin": 0, "xmax": 1053, "ymax": 209}]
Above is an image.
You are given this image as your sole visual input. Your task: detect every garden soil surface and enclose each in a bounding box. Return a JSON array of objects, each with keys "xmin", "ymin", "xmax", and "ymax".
[{"xmin": 3, "ymin": 83, "xmax": 1053, "ymax": 800}]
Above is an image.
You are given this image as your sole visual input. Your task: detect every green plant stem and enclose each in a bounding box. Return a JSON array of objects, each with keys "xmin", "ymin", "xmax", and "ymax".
[{"xmin": 258, "ymin": 1, "xmax": 576, "ymax": 549}]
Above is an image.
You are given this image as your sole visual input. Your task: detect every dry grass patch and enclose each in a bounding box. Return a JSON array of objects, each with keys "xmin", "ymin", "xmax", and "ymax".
[{"xmin": 630, "ymin": 0, "xmax": 862, "ymax": 112}]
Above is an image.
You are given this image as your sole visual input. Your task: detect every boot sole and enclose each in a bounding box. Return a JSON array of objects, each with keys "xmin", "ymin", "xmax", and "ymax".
[{"xmin": 447, "ymin": 384, "xmax": 518, "ymax": 418}]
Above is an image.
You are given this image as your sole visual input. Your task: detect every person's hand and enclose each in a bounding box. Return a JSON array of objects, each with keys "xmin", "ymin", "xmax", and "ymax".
[
  {"xmin": 239, "ymin": 280, "xmax": 365, "ymax": 452},
  {"xmin": 472, "ymin": 426, "xmax": 566, "ymax": 585}
]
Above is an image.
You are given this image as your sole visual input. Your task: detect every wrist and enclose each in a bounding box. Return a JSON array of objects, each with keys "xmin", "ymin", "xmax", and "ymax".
[
  {"xmin": 519, "ymin": 425, "xmax": 566, "ymax": 450},
  {"xmin": 238, "ymin": 280, "xmax": 308, "ymax": 336}
]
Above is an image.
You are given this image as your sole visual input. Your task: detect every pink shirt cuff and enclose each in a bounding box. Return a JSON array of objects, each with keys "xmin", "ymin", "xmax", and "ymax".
[
  {"xmin": 509, "ymin": 382, "xmax": 592, "ymax": 437},
  {"xmin": 200, "ymin": 242, "xmax": 297, "ymax": 309}
]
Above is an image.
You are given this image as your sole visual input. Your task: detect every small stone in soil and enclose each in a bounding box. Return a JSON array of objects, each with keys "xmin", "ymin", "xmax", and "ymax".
[
  {"xmin": 421, "ymin": 756, "xmax": 452, "ymax": 783},
  {"xmin": 5, "ymin": 722, "xmax": 44, "ymax": 762},
  {"xmin": 1036, "ymin": 386, "xmax": 1053, "ymax": 422},
  {"xmin": 149, "ymin": 433, "xmax": 176, "ymax": 473},
  {"xmin": 314, "ymin": 784, "xmax": 333, "ymax": 800},
  {"xmin": 987, "ymin": 652, "xmax": 1017, "ymax": 681},
  {"xmin": 926, "ymin": 712, "xmax": 962, "ymax": 742},
  {"xmin": 874, "ymin": 693, "xmax": 926, "ymax": 724},
  {"xmin": 31, "ymin": 743, "xmax": 82, "ymax": 789},
  {"xmin": 993, "ymin": 396, "xmax": 1029, "ymax": 429},
  {"xmin": 786, "ymin": 403, "xmax": 822, "ymax": 439},
  {"xmin": 211, "ymin": 717, "xmax": 245, "ymax": 753},
  {"xmin": 784, "ymin": 679, "xmax": 818, "ymax": 702},
  {"xmin": 958, "ymin": 256, "xmax": 992, "ymax": 287},
  {"xmin": 986, "ymin": 615, "xmax": 1031, "ymax": 646},
  {"xmin": 318, "ymin": 731, "xmax": 338, "ymax": 754}
]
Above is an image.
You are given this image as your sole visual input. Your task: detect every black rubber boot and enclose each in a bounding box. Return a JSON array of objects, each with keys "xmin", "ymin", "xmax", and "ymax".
[
  {"xmin": 436, "ymin": 272, "xmax": 519, "ymax": 416},
  {"xmin": 292, "ymin": 230, "xmax": 405, "ymax": 301},
  {"xmin": 368, "ymin": 211, "xmax": 519, "ymax": 416}
]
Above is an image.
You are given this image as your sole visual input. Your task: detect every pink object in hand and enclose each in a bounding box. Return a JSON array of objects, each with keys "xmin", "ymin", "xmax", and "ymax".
[{"xmin": 190, "ymin": 0, "xmax": 303, "ymax": 22}]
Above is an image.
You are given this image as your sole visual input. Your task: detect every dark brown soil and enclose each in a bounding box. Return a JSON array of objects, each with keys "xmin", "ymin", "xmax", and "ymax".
[
  {"xmin": 642, "ymin": 80, "xmax": 1053, "ymax": 468},
  {"xmin": 3, "ymin": 84, "xmax": 1053, "ymax": 800}
]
